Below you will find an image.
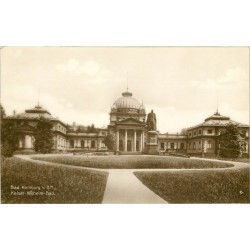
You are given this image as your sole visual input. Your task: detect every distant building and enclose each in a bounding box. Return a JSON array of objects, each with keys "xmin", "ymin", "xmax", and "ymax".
[
  {"xmin": 186, "ymin": 111, "xmax": 249, "ymax": 157},
  {"xmin": 3, "ymin": 90, "xmax": 249, "ymax": 156}
]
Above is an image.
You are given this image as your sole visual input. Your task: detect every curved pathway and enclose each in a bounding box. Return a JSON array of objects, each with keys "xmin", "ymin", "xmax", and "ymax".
[
  {"xmin": 15, "ymin": 154, "xmax": 249, "ymax": 204},
  {"xmin": 15, "ymin": 155, "xmax": 167, "ymax": 204}
]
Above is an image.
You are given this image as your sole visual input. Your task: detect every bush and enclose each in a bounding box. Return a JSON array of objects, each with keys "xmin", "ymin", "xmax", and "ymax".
[
  {"xmin": 32, "ymin": 155, "xmax": 233, "ymax": 169},
  {"xmin": 241, "ymin": 153, "xmax": 249, "ymax": 159},
  {"xmin": 104, "ymin": 134, "xmax": 116, "ymax": 151}
]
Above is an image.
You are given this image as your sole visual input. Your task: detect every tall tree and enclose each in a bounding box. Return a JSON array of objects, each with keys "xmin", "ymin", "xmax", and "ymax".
[
  {"xmin": 218, "ymin": 123, "xmax": 242, "ymax": 158},
  {"xmin": 34, "ymin": 117, "xmax": 54, "ymax": 153},
  {"xmin": 1, "ymin": 104, "xmax": 18, "ymax": 157}
]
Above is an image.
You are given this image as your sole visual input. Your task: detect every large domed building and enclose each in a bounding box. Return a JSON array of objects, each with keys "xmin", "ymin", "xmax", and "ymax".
[
  {"xmin": 3, "ymin": 89, "xmax": 249, "ymax": 156},
  {"xmin": 110, "ymin": 90, "xmax": 146, "ymax": 124},
  {"xmin": 108, "ymin": 90, "xmax": 147, "ymax": 153}
]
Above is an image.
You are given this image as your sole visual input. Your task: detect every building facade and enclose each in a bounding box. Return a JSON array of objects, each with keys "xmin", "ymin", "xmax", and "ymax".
[
  {"xmin": 186, "ymin": 111, "xmax": 249, "ymax": 157},
  {"xmin": 3, "ymin": 90, "xmax": 249, "ymax": 156}
]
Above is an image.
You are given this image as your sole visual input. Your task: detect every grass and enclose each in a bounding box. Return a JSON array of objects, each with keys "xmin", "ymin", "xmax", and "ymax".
[
  {"xmin": 134, "ymin": 167, "xmax": 250, "ymax": 203},
  {"xmin": 32, "ymin": 155, "xmax": 233, "ymax": 169},
  {"xmin": 1, "ymin": 157, "xmax": 108, "ymax": 204}
]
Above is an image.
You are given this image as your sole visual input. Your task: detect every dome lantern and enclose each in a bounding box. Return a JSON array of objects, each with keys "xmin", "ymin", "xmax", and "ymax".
[{"xmin": 122, "ymin": 91, "xmax": 133, "ymax": 97}]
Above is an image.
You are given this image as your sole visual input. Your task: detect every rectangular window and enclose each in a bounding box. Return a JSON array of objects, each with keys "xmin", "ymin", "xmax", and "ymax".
[
  {"xmin": 189, "ymin": 132, "xmax": 192, "ymax": 137},
  {"xmin": 160, "ymin": 142, "xmax": 165, "ymax": 150},
  {"xmin": 171, "ymin": 143, "xmax": 174, "ymax": 149},
  {"xmin": 193, "ymin": 143, "xmax": 196, "ymax": 150},
  {"xmin": 194, "ymin": 131, "xmax": 197, "ymax": 136},
  {"xmin": 198, "ymin": 129, "xmax": 202, "ymax": 135},
  {"xmin": 207, "ymin": 129, "xmax": 213, "ymax": 134},
  {"xmin": 81, "ymin": 140, "xmax": 85, "ymax": 148},
  {"xmin": 207, "ymin": 141, "xmax": 212, "ymax": 149},
  {"xmin": 101, "ymin": 140, "xmax": 105, "ymax": 148},
  {"xmin": 180, "ymin": 143, "xmax": 184, "ymax": 149},
  {"xmin": 91, "ymin": 140, "xmax": 95, "ymax": 148},
  {"xmin": 70, "ymin": 139, "xmax": 74, "ymax": 148}
]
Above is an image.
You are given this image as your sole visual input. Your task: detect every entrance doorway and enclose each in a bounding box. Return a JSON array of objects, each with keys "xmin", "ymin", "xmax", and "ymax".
[
  {"xmin": 136, "ymin": 140, "xmax": 139, "ymax": 151},
  {"xmin": 127, "ymin": 140, "xmax": 132, "ymax": 151},
  {"xmin": 119, "ymin": 140, "xmax": 123, "ymax": 151}
]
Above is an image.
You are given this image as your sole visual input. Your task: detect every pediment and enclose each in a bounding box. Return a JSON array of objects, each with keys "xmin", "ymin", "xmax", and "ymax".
[{"xmin": 116, "ymin": 118, "xmax": 145, "ymax": 125}]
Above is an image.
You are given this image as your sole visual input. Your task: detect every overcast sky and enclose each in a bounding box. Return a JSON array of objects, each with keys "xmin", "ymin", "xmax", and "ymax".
[{"xmin": 1, "ymin": 47, "xmax": 249, "ymax": 133}]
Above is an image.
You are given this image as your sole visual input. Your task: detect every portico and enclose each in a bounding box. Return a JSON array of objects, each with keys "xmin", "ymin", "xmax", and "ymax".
[
  {"xmin": 112, "ymin": 116, "xmax": 146, "ymax": 154},
  {"xmin": 116, "ymin": 128, "xmax": 145, "ymax": 152}
]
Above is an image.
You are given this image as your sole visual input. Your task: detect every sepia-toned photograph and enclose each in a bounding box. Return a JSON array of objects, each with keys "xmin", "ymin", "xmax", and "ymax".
[{"xmin": 1, "ymin": 47, "xmax": 249, "ymax": 204}]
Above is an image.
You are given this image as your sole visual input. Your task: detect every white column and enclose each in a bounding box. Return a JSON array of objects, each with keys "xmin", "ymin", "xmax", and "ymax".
[
  {"xmin": 141, "ymin": 130, "xmax": 144, "ymax": 151},
  {"xmin": 31, "ymin": 136, "xmax": 35, "ymax": 148},
  {"xmin": 125, "ymin": 129, "xmax": 127, "ymax": 152},
  {"xmin": 25, "ymin": 135, "xmax": 32, "ymax": 148},
  {"xmin": 140, "ymin": 131, "xmax": 142, "ymax": 152},
  {"xmin": 19, "ymin": 137, "xmax": 22, "ymax": 148},
  {"xmin": 116, "ymin": 130, "xmax": 119, "ymax": 151},
  {"xmin": 134, "ymin": 130, "xmax": 137, "ymax": 152}
]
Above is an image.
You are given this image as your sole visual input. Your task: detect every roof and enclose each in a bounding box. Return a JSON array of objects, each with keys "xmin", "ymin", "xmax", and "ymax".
[
  {"xmin": 5, "ymin": 104, "xmax": 67, "ymax": 126},
  {"xmin": 187, "ymin": 111, "xmax": 249, "ymax": 130},
  {"xmin": 158, "ymin": 133, "xmax": 187, "ymax": 139},
  {"xmin": 25, "ymin": 105, "xmax": 51, "ymax": 115},
  {"xmin": 112, "ymin": 91, "xmax": 144, "ymax": 111},
  {"xmin": 204, "ymin": 111, "xmax": 230, "ymax": 121}
]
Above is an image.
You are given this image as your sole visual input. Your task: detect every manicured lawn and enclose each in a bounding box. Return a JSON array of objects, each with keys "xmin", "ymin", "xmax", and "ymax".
[
  {"xmin": 1, "ymin": 157, "xmax": 108, "ymax": 204},
  {"xmin": 32, "ymin": 155, "xmax": 233, "ymax": 169},
  {"xmin": 134, "ymin": 167, "xmax": 249, "ymax": 203}
]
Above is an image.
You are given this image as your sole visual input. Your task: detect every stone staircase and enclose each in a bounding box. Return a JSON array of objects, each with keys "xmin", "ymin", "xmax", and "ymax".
[{"xmin": 119, "ymin": 151, "xmax": 142, "ymax": 155}]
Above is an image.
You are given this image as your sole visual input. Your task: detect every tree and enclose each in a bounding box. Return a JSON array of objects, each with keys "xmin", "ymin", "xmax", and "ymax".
[
  {"xmin": 218, "ymin": 123, "xmax": 243, "ymax": 158},
  {"xmin": 34, "ymin": 117, "xmax": 54, "ymax": 153},
  {"xmin": 104, "ymin": 134, "xmax": 116, "ymax": 151},
  {"xmin": 180, "ymin": 128, "xmax": 188, "ymax": 135},
  {"xmin": 87, "ymin": 124, "xmax": 97, "ymax": 133},
  {"xmin": 1, "ymin": 104, "xmax": 18, "ymax": 157}
]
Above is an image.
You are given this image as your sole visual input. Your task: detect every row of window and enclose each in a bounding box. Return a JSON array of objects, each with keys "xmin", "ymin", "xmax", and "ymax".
[
  {"xmin": 53, "ymin": 123, "xmax": 66, "ymax": 134},
  {"xmin": 69, "ymin": 140, "xmax": 96, "ymax": 148},
  {"xmin": 188, "ymin": 141, "xmax": 212, "ymax": 150},
  {"xmin": 188, "ymin": 129, "xmax": 213, "ymax": 137},
  {"xmin": 160, "ymin": 142, "xmax": 185, "ymax": 150},
  {"xmin": 55, "ymin": 137, "xmax": 66, "ymax": 148}
]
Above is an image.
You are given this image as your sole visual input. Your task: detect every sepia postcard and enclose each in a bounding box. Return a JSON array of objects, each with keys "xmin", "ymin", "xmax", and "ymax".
[{"xmin": 1, "ymin": 47, "xmax": 249, "ymax": 204}]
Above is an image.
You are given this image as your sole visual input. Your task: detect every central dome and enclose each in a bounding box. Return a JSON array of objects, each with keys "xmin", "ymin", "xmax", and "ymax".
[{"xmin": 113, "ymin": 91, "xmax": 141, "ymax": 110}]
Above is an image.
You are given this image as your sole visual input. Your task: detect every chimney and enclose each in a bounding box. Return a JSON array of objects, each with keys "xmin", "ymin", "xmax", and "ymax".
[
  {"xmin": 13, "ymin": 110, "xmax": 16, "ymax": 116},
  {"xmin": 73, "ymin": 122, "xmax": 77, "ymax": 131}
]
